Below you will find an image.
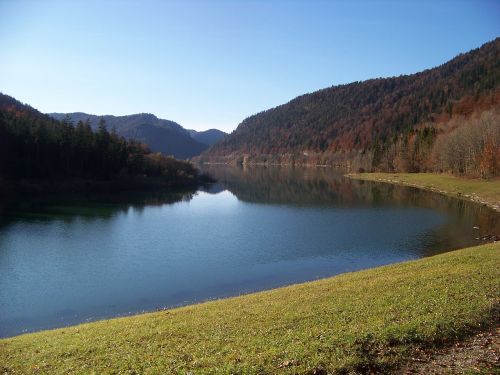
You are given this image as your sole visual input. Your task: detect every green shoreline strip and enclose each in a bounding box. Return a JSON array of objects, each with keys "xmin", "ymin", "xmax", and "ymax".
[{"xmin": 1, "ymin": 242, "xmax": 499, "ymax": 374}]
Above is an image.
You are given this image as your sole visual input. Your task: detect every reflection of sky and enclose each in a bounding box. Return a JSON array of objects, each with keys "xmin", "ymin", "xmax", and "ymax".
[{"xmin": 190, "ymin": 189, "xmax": 238, "ymax": 209}]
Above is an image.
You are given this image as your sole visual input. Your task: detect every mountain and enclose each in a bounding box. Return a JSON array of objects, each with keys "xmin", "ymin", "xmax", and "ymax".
[
  {"xmin": 200, "ymin": 38, "xmax": 500, "ymax": 177},
  {"xmin": 49, "ymin": 113, "xmax": 209, "ymax": 159},
  {"xmin": 188, "ymin": 128, "xmax": 227, "ymax": 146}
]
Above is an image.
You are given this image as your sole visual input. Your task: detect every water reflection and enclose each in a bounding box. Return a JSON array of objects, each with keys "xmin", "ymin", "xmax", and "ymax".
[
  {"xmin": 0, "ymin": 166, "xmax": 498, "ymax": 337},
  {"xmin": 202, "ymin": 165, "xmax": 500, "ymax": 255},
  {"xmin": 0, "ymin": 188, "xmax": 197, "ymax": 225}
]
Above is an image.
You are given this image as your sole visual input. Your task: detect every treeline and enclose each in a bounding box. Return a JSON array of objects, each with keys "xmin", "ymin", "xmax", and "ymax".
[
  {"xmin": 0, "ymin": 93, "xmax": 199, "ymax": 185},
  {"xmin": 201, "ymin": 38, "xmax": 500, "ymax": 177},
  {"xmin": 366, "ymin": 108, "xmax": 500, "ymax": 178},
  {"xmin": 432, "ymin": 109, "xmax": 499, "ymax": 177}
]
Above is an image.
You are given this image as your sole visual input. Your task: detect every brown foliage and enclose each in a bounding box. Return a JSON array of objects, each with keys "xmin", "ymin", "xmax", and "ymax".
[{"xmin": 431, "ymin": 109, "xmax": 500, "ymax": 178}]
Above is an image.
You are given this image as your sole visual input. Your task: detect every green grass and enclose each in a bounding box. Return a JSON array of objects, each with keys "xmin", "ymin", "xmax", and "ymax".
[
  {"xmin": 347, "ymin": 173, "xmax": 500, "ymax": 211},
  {"xmin": 1, "ymin": 243, "xmax": 499, "ymax": 374}
]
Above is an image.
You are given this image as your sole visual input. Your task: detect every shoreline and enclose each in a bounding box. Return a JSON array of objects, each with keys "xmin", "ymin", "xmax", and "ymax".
[
  {"xmin": 346, "ymin": 172, "xmax": 500, "ymax": 212},
  {"xmin": 1, "ymin": 242, "xmax": 498, "ymax": 373},
  {"xmin": 2, "ymin": 171, "xmax": 498, "ymax": 373}
]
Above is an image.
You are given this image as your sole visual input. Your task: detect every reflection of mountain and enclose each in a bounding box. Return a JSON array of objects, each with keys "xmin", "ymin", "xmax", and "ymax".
[
  {"xmin": 198, "ymin": 183, "xmax": 226, "ymax": 195},
  {"xmin": 201, "ymin": 165, "xmax": 486, "ymax": 210},
  {"xmin": 201, "ymin": 165, "xmax": 500, "ymax": 253},
  {"xmin": 201, "ymin": 165, "xmax": 363, "ymax": 206}
]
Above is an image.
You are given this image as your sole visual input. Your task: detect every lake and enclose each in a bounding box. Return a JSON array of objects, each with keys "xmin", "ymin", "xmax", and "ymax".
[{"xmin": 1, "ymin": 166, "xmax": 498, "ymax": 338}]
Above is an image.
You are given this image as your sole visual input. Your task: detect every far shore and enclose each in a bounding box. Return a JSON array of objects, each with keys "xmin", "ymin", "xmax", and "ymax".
[{"xmin": 346, "ymin": 172, "xmax": 500, "ymax": 212}]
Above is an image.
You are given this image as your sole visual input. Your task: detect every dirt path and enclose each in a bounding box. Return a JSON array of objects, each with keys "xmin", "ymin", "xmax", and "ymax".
[{"xmin": 397, "ymin": 326, "xmax": 499, "ymax": 374}]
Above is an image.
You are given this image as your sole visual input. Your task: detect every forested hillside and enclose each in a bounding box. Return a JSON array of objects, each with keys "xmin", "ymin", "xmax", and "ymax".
[
  {"xmin": 201, "ymin": 38, "xmax": 500, "ymax": 178},
  {"xmin": 0, "ymin": 94, "xmax": 200, "ymax": 187},
  {"xmin": 50, "ymin": 112, "xmax": 208, "ymax": 159}
]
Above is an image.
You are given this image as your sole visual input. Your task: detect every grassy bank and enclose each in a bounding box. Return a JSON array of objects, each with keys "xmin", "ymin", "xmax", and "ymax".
[
  {"xmin": 346, "ymin": 172, "xmax": 500, "ymax": 211},
  {"xmin": 1, "ymin": 243, "xmax": 499, "ymax": 374}
]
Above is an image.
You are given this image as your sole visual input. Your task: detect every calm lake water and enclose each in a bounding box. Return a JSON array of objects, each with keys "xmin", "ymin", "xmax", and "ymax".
[{"xmin": 1, "ymin": 167, "xmax": 498, "ymax": 337}]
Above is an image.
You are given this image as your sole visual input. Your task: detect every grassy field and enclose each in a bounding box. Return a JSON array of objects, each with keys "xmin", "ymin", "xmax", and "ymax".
[
  {"xmin": 347, "ymin": 172, "xmax": 500, "ymax": 211},
  {"xmin": 1, "ymin": 242, "xmax": 499, "ymax": 374}
]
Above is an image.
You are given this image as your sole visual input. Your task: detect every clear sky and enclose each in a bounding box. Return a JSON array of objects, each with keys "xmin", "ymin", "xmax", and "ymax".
[{"xmin": 0, "ymin": 0, "xmax": 499, "ymax": 132}]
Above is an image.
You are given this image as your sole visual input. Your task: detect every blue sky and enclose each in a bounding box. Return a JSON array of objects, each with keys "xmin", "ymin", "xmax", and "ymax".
[{"xmin": 0, "ymin": 0, "xmax": 499, "ymax": 132}]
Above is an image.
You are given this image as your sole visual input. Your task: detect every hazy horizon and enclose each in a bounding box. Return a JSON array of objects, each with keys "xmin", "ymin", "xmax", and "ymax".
[{"xmin": 1, "ymin": 0, "xmax": 499, "ymax": 132}]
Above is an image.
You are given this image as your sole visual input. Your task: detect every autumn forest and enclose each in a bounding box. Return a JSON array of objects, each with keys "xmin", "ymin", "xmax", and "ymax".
[{"xmin": 200, "ymin": 38, "xmax": 500, "ymax": 178}]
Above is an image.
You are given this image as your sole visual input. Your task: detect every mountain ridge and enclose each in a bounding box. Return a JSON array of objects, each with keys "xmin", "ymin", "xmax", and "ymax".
[
  {"xmin": 49, "ymin": 112, "xmax": 226, "ymax": 159},
  {"xmin": 188, "ymin": 128, "xmax": 227, "ymax": 146}
]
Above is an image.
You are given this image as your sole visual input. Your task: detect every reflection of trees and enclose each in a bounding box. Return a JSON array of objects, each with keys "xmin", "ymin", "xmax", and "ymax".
[{"xmin": 0, "ymin": 188, "xmax": 196, "ymax": 226}]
